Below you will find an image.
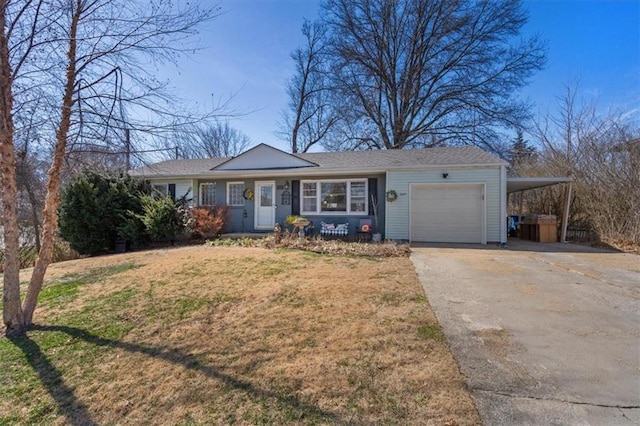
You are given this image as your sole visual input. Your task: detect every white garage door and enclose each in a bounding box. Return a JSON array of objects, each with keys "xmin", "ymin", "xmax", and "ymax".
[{"xmin": 410, "ymin": 183, "xmax": 485, "ymax": 243}]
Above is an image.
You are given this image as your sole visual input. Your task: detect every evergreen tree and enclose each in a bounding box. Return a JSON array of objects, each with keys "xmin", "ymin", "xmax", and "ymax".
[
  {"xmin": 508, "ymin": 129, "xmax": 537, "ymax": 175},
  {"xmin": 58, "ymin": 171, "xmax": 151, "ymax": 255}
]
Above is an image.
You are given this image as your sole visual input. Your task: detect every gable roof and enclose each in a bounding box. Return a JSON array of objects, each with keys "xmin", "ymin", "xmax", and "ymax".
[
  {"xmin": 130, "ymin": 145, "xmax": 506, "ymax": 178},
  {"xmin": 213, "ymin": 143, "xmax": 318, "ymax": 170}
]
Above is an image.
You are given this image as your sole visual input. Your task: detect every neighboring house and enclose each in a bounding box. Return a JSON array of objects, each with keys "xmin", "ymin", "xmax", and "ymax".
[{"xmin": 130, "ymin": 143, "xmax": 511, "ymax": 244}]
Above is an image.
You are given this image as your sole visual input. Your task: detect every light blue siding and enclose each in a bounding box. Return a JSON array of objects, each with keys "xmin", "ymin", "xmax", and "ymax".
[
  {"xmin": 193, "ymin": 174, "xmax": 385, "ymax": 234},
  {"xmin": 386, "ymin": 167, "xmax": 503, "ymax": 242},
  {"xmin": 148, "ymin": 179, "xmax": 193, "ymax": 203}
]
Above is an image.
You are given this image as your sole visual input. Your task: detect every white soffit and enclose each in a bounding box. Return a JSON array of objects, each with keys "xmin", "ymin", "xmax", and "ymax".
[{"xmin": 507, "ymin": 177, "xmax": 573, "ymax": 193}]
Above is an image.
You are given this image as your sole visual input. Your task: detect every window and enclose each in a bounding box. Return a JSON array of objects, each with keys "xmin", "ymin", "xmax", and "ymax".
[
  {"xmin": 321, "ymin": 182, "xmax": 346, "ymax": 211},
  {"xmin": 301, "ymin": 179, "xmax": 367, "ymax": 215},
  {"xmin": 152, "ymin": 183, "xmax": 168, "ymax": 197},
  {"xmin": 227, "ymin": 182, "xmax": 245, "ymax": 206},
  {"xmin": 200, "ymin": 183, "xmax": 216, "ymax": 206},
  {"xmin": 302, "ymin": 182, "xmax": 317, "ymax": 212},
  {"xmin": 350, "ymin": 181, "xmax": 367, "ymax": 212}
]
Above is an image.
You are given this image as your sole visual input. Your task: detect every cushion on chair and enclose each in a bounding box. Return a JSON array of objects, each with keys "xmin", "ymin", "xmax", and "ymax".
[{"xmin": 321, "ymin": 222, "xmax": 349, "ymax": 236}]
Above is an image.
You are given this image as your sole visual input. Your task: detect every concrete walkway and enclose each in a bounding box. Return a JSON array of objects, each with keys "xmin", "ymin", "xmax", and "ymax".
[{"xmin": 411, "ymin": 240, "xmax": 640, "ymax": 425}]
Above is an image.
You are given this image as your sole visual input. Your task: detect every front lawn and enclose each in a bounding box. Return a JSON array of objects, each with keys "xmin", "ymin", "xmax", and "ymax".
[{"xmin": 0, "ymin": 246, "xmax": 479, "ymax": 425}]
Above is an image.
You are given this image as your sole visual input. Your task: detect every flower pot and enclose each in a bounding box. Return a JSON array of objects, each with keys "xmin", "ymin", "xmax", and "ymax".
[{"xmin": 115, "ymin": 239, "xmax": 127, "ymax": 253}]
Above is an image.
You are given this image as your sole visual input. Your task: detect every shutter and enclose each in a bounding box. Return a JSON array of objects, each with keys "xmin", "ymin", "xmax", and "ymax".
[
  {"xmin": 168, "ymin": 183, "xmax": 176, "ymax": 201},
  {"xmin": 291, "ymin": 180, "xmax": 300, "ymax": 215},
  {"xmin": 368, "ymin": 178, "xmax": 377, "ymax": 216}
]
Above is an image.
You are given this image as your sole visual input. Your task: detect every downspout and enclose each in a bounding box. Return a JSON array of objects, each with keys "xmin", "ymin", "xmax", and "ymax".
[{"xmin": 384, "ymin": 170, "xmax": 389, "ymax": 241}]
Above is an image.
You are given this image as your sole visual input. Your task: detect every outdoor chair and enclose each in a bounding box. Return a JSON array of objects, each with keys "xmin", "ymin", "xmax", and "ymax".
[{"xmin": 357, "ymin": 219, "xmax": 372, "ymax": 242}]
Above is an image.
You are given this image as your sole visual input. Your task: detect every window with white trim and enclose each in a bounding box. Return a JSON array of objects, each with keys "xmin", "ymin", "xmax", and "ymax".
[
  {"xmin": 302, "ymin": 182, "xmax": 317, "ymax": 212},
  {"xmin": 200, "ymin": 183, "xmax": 216, "ymax": 205},
  {"xmin": 301, "ymin": 179, "xmax": 368, "ymax": 215},
  {"xmin": 152, "ymin": 183, "xmax": 168, "ymax": 197},
  {"xmin": 227, "ymin": 182, "xmax": 245, "ymax": 206},
  {"xmin": 350, "ymin": 181, "xmax": 367, "ymax": 212}
]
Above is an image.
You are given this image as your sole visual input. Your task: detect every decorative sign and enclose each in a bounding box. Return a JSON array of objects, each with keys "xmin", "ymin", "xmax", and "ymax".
[{"xmin": 281, "ymin": 190, "xmax": 291, "ymax": 205}]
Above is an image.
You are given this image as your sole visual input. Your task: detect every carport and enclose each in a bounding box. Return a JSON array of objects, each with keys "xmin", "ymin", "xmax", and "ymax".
[{"xmin": 507, "ymin": 177, "xmax": 573, "ymax": 242}]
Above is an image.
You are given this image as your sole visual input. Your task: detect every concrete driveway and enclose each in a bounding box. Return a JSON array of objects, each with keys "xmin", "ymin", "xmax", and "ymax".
[{"xmin": 411, "ymin": 240, "xmax": 640, "ymax": 425}]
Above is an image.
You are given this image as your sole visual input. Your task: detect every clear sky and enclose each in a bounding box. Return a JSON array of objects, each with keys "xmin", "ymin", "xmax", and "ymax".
[{"xmin": 161, "ymin": 0, "xmax": 640, "ymax": 152}]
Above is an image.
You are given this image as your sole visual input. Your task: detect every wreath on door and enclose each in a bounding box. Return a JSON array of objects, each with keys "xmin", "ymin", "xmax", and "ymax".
[{"xmin": 242, "ymin": 188, "xmax": 254, "ymax": 200}]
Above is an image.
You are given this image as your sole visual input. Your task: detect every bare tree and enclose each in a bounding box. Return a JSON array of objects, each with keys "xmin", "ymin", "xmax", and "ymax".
[
  {"xmin": 279, "ymin": 20, "xmax": 338, "ymax": 153},
  {"xmin": 16, "ymin": 131, "xmax": 47, "ymax": 252},
  {"xmin": 320, "ymin": 0, "xmax": 546, "ymax": 152},
  {"xmin": 524, "ymin": 84, "xmax": 640, "ymax": 247},
  {"xmin": 0, "ymin": 0, "xmax": 24, "ymax": 332},
  {"xmin": 173, "ymin": 120, "xmax": 251, "ymax": 159},
  {"xmin": 2, "ymin": 0, "xmax": 218, "ymax": 335}
]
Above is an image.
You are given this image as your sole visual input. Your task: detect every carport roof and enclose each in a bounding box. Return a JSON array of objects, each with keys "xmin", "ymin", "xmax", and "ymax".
[{"xmin": 507, "ymin": 177, "xmax": 573, "ymax": 193}]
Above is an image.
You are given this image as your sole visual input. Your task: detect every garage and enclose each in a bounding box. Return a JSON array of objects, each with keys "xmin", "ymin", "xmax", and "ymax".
[{"xmin": 410, "ymin": 183, "xmax": 485, "ymax": 243}]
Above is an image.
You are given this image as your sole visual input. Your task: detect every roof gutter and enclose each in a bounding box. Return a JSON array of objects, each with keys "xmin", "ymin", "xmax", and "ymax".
[{"xmin": 131, "ymin": 162, "xmax": 507, "ymax": 180}]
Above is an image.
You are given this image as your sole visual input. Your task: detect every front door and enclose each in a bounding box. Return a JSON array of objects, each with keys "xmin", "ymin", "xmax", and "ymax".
[{"xmin": 255, "ymin": 181, "xmax": 276, "ymax": 230}]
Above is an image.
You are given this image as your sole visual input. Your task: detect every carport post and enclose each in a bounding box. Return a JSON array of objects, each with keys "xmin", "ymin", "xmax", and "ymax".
[
  {"xmin": 500, "ymin": 165, "xmax": 507, "ymax": 244},
  {"xmin": 560, "ymin": 182, "xmax": 572, "ymax": 243}
]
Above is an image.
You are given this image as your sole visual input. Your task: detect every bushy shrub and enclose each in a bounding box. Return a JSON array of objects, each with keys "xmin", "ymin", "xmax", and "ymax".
[
  {"xmin": 51, "ymin": 238, "xmax": 81, "ymax": 263},
  {"xmin": 190, "ymin": 205, "xmax": 229, "ymax": 239},
  {"xmin": 0, "ymin": 239, "xmax": 81, "ymax": 272},
  {"xmin": 58, "ymin": 170, "xmax": 151, "ymax": 255},
  {"xmin": 137, "ymin": 194, "xmax": 182, "ymax": 242}
]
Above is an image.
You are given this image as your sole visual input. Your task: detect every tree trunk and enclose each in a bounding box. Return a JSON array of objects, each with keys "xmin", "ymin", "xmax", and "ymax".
[
  {"xmin": 30, "ymin": 194, "xmax": 41, "ymax": 252},
  {"xmin": 0, "ymin": 0, "xmax": 25, "ymax": 335},
  {"xmin": 23, "ymin": 178, "xmax": 41, "ymax": 252},
  {"xmin": 22, "ymin": 1, "xmax": 80, "ymax": 326}
]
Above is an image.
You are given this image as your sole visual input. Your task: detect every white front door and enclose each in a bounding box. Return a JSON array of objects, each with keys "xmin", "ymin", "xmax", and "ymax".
[{"xmin": 255, "ymin": 181, "xmax": 276, "ymax": 230}]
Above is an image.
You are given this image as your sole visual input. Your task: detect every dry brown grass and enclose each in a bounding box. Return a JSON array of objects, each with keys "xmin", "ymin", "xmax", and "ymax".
[{"xmin": 1, "ymin": 245, "xmax": 479, "ymax": 425}]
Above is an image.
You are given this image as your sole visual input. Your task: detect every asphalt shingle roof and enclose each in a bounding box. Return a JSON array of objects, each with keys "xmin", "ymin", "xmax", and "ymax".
[
  {"xmin": 130, "ymin": 145, "xmax": 505, "ymax": 178},
  {"xmin": 296, "ymin": 146, "xmax": 504, "ymax": 168}
]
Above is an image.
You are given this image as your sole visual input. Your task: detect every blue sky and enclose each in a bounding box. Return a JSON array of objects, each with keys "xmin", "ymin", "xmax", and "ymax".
[{"xmin": 162, "ymin": 0, "xmax": 640, "ymax": 151}]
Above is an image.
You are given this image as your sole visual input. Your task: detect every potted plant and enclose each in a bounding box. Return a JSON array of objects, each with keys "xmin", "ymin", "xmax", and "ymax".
[{"xmin": 370, "ymin": 194, "xmax": 382, "ymax": 242}]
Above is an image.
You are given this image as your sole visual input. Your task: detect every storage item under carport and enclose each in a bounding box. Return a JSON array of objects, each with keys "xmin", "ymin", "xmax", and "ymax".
[{"xmin": 519, "ymin": 214, "xmax": 557, "ymax": 243}]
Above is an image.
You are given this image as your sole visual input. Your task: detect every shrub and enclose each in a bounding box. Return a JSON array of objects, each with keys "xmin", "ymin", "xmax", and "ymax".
[
  {"xmin": 190, "ymin": 205, "xmax": 229, "ymax": 239},
  {"xmin": 0, "ymin": 239, "xmax": 81, "ymax": 272},
  {"xmin": 58, "ymin": 170, "xmax": 151, "ymax": 255},
  {"xmin": 52, "ymin": 238, "xmax": 82, "ymax": 263},
  {"xmin": 137, "ymin": 194, "xmax": 183, "ymax": 242}
]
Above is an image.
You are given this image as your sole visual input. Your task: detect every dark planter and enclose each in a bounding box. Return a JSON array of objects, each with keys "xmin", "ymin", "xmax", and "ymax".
[{"xmin": 115, "ymin": 239, "xmax": 127, "ymax": 253}]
